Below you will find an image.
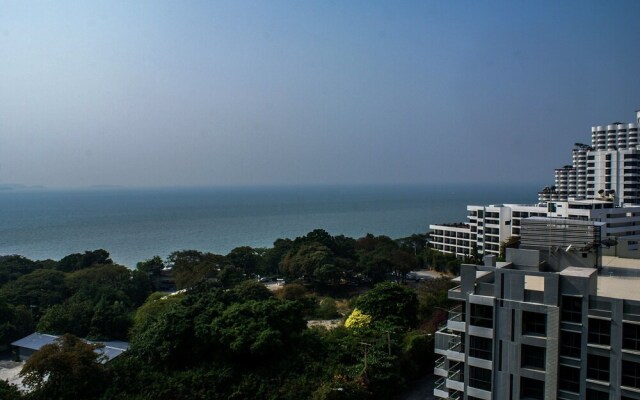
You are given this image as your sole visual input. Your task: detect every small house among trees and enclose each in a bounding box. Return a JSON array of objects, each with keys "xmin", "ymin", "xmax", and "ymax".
[{"xmin": 11, "ymin": 332, "xmax": 128, "ymax": 363}]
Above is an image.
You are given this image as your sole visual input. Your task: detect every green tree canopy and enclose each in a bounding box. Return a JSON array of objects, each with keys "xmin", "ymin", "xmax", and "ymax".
[
  {"xmin": 356, "ymin": 234, "xmax": 417, "ymax": 283},
  {"xmin": 228, "ymin": 280, "xmax": 273, "ymax": 302},
  {"xmin": 56, "ymin": 249, "xmax": 112, "ymax": 272},
  {"xmin": 20, "ymin": 334, "xmax": 107, "ymax": 400},
  {"xmin": 210, "ymin": 298, "xmax": 306, "ymax": 358},
  {"xmin": 355, "ymin": 282, "xmax": 419, "ymax": 328},
  {"xmin": 0, "ymin": 380, "xmax": 22, "ymax": 400},
  {"xmin": 36, "ymin": 264, "xmax": 150, "ymax": 340},
  {"xmin": 132, "ymin": 291, "xmax": 184, "ymax": 333},
  {"xmin": 226, "ymin": 246, "xmax": 260, "ymax": 277},
  {"xmin": 0, "ymin": 269, "xmax": 67, "ymax": 310},
  {"xmin": 0, "ymin": 296, "xmax": 33, "ymax": 347},
  {"xmin": 0, "ymin": 255, "xmax": 46, "ymax": 286},
  {"xmin": 136, "ymin": 256, "xmax": 165, "ymax": 276},
  {"xmin": 169, "ymin": 250, "xmax": 231, "ymax": 289},
  {"xmin": 280, "ymin": 243, "xmax": 334, "ymax": 281}
]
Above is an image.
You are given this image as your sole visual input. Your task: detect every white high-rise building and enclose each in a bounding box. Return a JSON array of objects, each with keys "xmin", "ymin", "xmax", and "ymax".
[{"xmin": 539, "ymin": 110, "xmax": 640, "ymax": 206}]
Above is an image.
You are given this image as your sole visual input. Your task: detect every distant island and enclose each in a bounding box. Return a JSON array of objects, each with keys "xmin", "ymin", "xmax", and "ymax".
[{"xmin": 0, "ymin": 184, "xmax": 46, "ymax": 191}]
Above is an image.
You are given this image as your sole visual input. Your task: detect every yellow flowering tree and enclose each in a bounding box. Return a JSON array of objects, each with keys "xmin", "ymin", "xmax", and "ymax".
[{"xmin": 344, "ymin": 308, "xmax": 372, "ymax": 329}]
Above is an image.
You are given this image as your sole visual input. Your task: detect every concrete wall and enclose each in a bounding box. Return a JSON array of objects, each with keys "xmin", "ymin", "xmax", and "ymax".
[{"xmin": 602, "ymin": 237, "xmax": 640, "ymax": 259}]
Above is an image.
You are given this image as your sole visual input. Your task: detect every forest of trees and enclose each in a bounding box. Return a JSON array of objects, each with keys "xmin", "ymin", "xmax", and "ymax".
[{"xmin": 0, "ymin": 229, "xmax": 459, "ymax": 400}]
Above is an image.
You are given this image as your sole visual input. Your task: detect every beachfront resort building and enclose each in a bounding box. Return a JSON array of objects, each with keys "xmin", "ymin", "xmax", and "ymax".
[
  {"xmin": 429, "ymin": 199, "xmax": 640, "ymax": 258},
  {"xmin": 429, "ymin": 110, "xmax": 640, "ymax": 259},
  {"xmin": 539, "ymin": 110, "xmax": 640, "ymax": 206},
  {"xmin": 433, "ymin": 218, "xmax": 640, "ymax": 400}
]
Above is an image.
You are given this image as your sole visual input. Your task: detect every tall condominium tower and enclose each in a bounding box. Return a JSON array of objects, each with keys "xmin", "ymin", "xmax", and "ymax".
[
  {"xmin": 433, "ymin": 219, "xmax": 640, "ymax": 400},
  {"xmin": 539, "ymin": 110, "xmax": 640, "ymax": 206}
]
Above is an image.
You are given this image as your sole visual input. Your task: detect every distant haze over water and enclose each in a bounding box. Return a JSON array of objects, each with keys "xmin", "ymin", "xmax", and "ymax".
[{"xmin": 0, "ymin": 184, "xmax": 539, "ymax": 267}]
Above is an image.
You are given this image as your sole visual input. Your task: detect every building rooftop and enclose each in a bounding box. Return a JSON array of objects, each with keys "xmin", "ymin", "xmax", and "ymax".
[
  {"xmin": 11, "ymin": 333, "xmax": 129, "ymax": 363},
  {"xmin": 559, "ymin": 266, "xmax": 595, "ymax": 278},
  {"xmin": 431, "ymin": 222, "xmax": 468, "ymax": 228},
  {"xmin": 597, "ymin": 275, "xmax": 640, "ymax": 301},
  {"xmin": 601, "ymin": 255, "xmax": 640, "ymax": 271}
]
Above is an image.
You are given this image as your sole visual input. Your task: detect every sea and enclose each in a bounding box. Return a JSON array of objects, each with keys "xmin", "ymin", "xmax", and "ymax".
[{"xmin": 0, "ymin": 184, "xmax": 539, "ymax": 268}]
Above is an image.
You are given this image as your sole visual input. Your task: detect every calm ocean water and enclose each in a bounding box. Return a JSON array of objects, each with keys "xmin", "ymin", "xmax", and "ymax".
[{"xmin": 0, "ymin": 184, "xmax": 539, "ymax": 268}]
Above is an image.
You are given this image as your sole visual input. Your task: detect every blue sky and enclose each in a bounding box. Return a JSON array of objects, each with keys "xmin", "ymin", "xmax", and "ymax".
[{"xmin": 1, "ymin": 1, "xmax": 639, "ymax": 187}]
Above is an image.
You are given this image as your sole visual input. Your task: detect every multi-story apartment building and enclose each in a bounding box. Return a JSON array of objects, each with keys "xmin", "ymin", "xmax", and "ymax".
[
  {"xmin": 428, "ymin": 223, "xmax": 472, "ymax": 257},
  {"xmin": 539, "ymin": 110, "xmax": 640, "ymax": 206},
  {"xmin": 429, "ymin": 200, "xmax": 640, "ymax": 258},
  {"xmin": 433, "ymin": 218, "xmax": 640, "ymax": 400}
]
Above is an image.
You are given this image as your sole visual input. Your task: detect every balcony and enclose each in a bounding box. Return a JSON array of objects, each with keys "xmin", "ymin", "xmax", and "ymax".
[
  {"xmin": 448, "ymin": 362, "xmax": 464, "ymax": 382},
  {"xmin": 448, "ymin": 391, "xmax": 463, "ymax": 400},
  {"xmin": 448, "ymin": 285, "xmax": 464, "ymax": 301},
  {"xmin": 433, "ymin": 376, "xmax": 448, "ymax": 399},
  {"xmin": 435, "ymin": 327, "xmax": 465, "ymax": 362},
  {"xmin": 446, "ymin": 362, "xmax": 465, "ymax": 392},
  {"xmin": 447, "ymin": 305, "xmax": 466, "ymax": 332},
  {"xmin": 434, "ymin": 355, "xmax": 447, "ymax": 377}
]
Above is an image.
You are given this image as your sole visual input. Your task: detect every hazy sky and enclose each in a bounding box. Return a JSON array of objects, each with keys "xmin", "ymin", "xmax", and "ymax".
[{"xmin": 1, "ymin": 1, "xmax": 639, "ymax": 188}]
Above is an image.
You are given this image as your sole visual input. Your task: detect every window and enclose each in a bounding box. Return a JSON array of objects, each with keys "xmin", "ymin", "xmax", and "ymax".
[
  {"xmin": 560, "ymin": 331, "xmax": 582, "ymax": 358},
  {"xmin": 588, "ymin": 318, "xmax": 611, "ymax": 346},
  {"xmin": 520, "ymin": 377, "xmax": 544, "ymax": 400},
  {"xmin": 470, "ymin": 304, "xmax": 493, "ymax": 328},
  {"xmin": 586, "ymin": 389, "xmax": 609, "ymax": 400},
  {"xmin": 562, "ymin": 296, "xmax": 582, "ymax": 323},
  {"xmin": 469, "ymin": 336, "xmax": 492, "ymax": 360},
  {"xmin": 521, "ymin": 344, "xmax": 545, "ymax": 370},
  {"xmin": 587, "ymin": 354, "xmax": 610, "ymax": 382},
  {"xmin": 469, "ymin": 366, "xmax": 491, "ymax": 392},
  {"xmin": 558, "ymin": 366, "xmax": 580, "ymax": 393},
  {"xmin": 622, "ymin": 360, "xmax": 640, "ymax": 389},
  {"xmin": 623, "ymin": 322, "xmax": 640, "ymax": 351},
  {"xmin": 522, "ymin": 311, "xmax": 546, "ymax": 336}
]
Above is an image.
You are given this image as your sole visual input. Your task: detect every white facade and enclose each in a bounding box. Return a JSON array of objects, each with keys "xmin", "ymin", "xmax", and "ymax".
[
  {"xmin": 540, "ymin": 110, "xmax": 640, "ymax": 206},
  {"xmin": 434, "ymin": 247, "xmax": 640, "ymax": 400},
  {"xmin": 429, "ymin": 200, "xmax": 640, "ymax": 258},
  {"xmin": 429, "ymin": 223, "xmax": 472, "ymax": 257}
]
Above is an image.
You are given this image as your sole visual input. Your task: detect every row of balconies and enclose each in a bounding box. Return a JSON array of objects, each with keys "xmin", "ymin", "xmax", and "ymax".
[
  {"xmin": 431, "ymin": 230, "xmax": 471, "ymax": 238},
  {"xmin": 430, "ymin": 234, "xmax": 470, "ymax": 244},
  {"xmin": 431, "ymin": 237, "xmax": 472, "ymax": 245},
  {"xmin": 435, "ymin": 303, "xmax": 495, "ymax": 400}
]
